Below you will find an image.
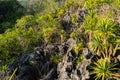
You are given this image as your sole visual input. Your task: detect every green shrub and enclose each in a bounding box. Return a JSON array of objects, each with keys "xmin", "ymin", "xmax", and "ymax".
[
  {"xmin": 0, "ymin": 29, "xmax": 21, "ymax": 60},
  {"xmin": 90, "ymin": 58, "xmax": 118, "ymax": 80},
  {"xmin": 82, "ymin": 10, "xmax": 120, "ymax": 58},
  {"xmin": 36, "ymin": 14, "xmax": 62, "ymax": 43},
  {"xmin": 0, "ymin": 16, "xmax": 39, "ymax": 61},
  {"xmin": 41, "ymin": 27, "xmax": 54, "ymax": 43},
  {"xmin": 96, "ymin": 18, "xmax": 118, "ymax": 57},
  {"xmin": 15, "ymin": 15, "xmax": 35, "ymax": 29}
]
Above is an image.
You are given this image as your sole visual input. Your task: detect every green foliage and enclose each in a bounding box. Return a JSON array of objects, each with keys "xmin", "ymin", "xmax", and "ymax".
[
  {"xmin": 9, "ymin": 67, "xmax": 18, "ymax": 80},
  {"xmin": 90, "ymin": 58, "xmax": 117, "ymax": 80},
  {"xmin": 0, "ymin": 9, "xmax": 64, "ymax": 64},
  {"xmin": 89, "ymin": 35, "xmax": 105, "ymax": 56},
  {"xmin": 0, "ymin": 15, "xmax": 39, "ymax": 61},
  {"xmin": 0, "ymin": 64, "xmax": 8, "ymax": 72},
  {"xmin": 44, "ymin": 0, "xmax": 60, "ymax": 13},
  {"xmin": 0, "ymin": 0, "xmax": 25, "ymax": 33},
  {"xmin": 100, "ymin": 0, "xmax": 113, "ymax": 3},
  {"xmin": 84, "ymin": 10, "xmax": 98, "ymax": 30},
  {"xmin": 70, "ymin": 28, "xmax": 86, "ymax": 42},
  {"xmin": 15, "ymin": 15, "xmax": 35, "ymax": 29},
  {"xmin": 60, "ymin": 30, "xmax": 66, "ymax": 41},
  {"xmin": 0, "ymin": 29, "xmax": 21, "ymax": 60},
  {"xmin": 17, "ymin": 27, "xmax": 39, "ymax": 51},
  {"xmin": 26, "ymin": 0, "xmax": 61, "ymax": 14},
  {"xmin": 41, "ymin": 27, "xmax": 54, "ymax": 43},
  {"xmin": 51, "ymin": 54, "xmax": 62, "ymax": 63},
  {"xmin": 0, "ymin": 22, "xmax": 11, "ymax": 33},
  {"xmin": 25, "ymin": 0, "xmax": 45, "ymax": 14},
  {"xmin": 65, "ymin": 0, "xmax": 75, "ymax": 8},
  {"xmin": 82, "ymin": 10, "xmax": 98, "ymax": 41},
  {"xmin": 65, "ymin": 0, "xmax": 82, "ymax": 8},
  {"xmin": 115, "ymin": 0, "xmax": 120, "ymax": 9},
  {"xmin": 74, "ymin": 42, "xmax": 84, "ymax": 54},
  {"xmin": 36, "ymin": 13, "xmax": 59, "ymax": 27},
  {"xmin": 75, "ymin": 54, "xmax": 84, "ymax": 65},
  {"xmin": 57, "ymin": 8, "xmax": 66, "ymax": 18},
  {"xmin": 84, "ymin": 0, "xmax": 112, "ymax": 9},
  {"xmin": 36, "ymin": 13, "xmax": 62, "ymax": 43},
  {"xmin": 84, "ymin": 0, "xmax": 101, "ymax": 9},
  {"xmin": 95, "ymin": 18, "xmax": 118, "ymax": 57},
  {"xmin": 0, "ymin": 0, "xmax": 120, "ymax": 76},
  {"xmin": 82, "ymin": 9, "xmax": 120, "ymax": 57},
  {"xmin": 70, "ymin": 30, "xmax": 76, "ymax": 39},
  {"xmin": 97, "ymin": 18, "xmax": 116, "ymax": 37},
  {"xmin": 106, "ymin": 10, "xmax": 116, "ymax": 19},
  {"xmin": 71, "ymin": 13, "xmax": 78, "ymax": 26}
]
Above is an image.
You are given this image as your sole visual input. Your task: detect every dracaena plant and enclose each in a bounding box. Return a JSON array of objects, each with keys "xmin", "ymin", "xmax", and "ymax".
[
  {"xmin": 89, "ymin": 34, "xmax": 105, "ymax": 57},
  {"xmin": 88, "ymin": 17, "xmax": 120, "ymax": 58},
  {"xmin": 90, "ymin": 58, "xmax": 118, "ymax": 80},
  {"xmin": 96, "ymin": 18, "xmax": 118, "ymax": 58},
  {"xmin": 82, "ymin": 10, "xmax": 98, "ymax": 42}
]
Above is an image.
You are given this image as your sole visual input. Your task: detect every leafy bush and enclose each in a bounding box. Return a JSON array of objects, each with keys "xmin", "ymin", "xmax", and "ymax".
[
  {"xmin": 0, "ymin": 15, "xmax": 39, "ymax": 62},
  {"xmin": 90, "ymin": 58, "xmax": 118, "ymax": 80},
  {"xmin": 0, "ymin": 1, "xmax": 120, "ymax": 77},
  {"xmin": 95, "ymin": 18, "xmax": 118, "ymax": 57},
  {"xmin": 81, "ymin": 9, "xmax": 120, "ymax": 58},
  {"xmin": 15, "ymin": 15, "xmax": 35, "ymax": 29},
  {"xmin": 36, "ymin": 14, "xmax": 62, "ymax": 43}
]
